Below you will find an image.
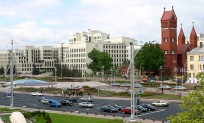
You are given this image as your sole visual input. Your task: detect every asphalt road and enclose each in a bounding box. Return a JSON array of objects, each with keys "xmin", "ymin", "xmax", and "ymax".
[{"xmin": 0, "ymin": 92, "xmax": 181, "ymax": 122}]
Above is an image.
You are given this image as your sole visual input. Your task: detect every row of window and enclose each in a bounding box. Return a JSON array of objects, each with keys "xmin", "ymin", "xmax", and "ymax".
[
  {"xmin": 70, "ymin": 48, "xmax": 86, "ymax": 53},
  {"xmin": 164, "ymin": 37, "xmax": 175, "ymax": 42},
  {"xmin": 103, "ymin": 45, "xmax": 126, "ymax": 49},
  {"xmin": 164, "ymin": 50, "xmax": 175, "ymax": 54},
  {"xmin": 104, "ymin": 50, "xmax": 126, "ymax": 54}
]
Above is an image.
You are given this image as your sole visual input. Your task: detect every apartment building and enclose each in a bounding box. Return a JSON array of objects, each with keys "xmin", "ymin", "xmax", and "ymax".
[
  {"xmin": 0, "ymin": 46, "xmax": 58, "ymax": 74},
  {"xmin": 60, "ymin": 29, "xmax": 140, "ymax": 74},
  {"xmin": 187, "ymin": 44, "xmax": 204, "ymax": 84}
]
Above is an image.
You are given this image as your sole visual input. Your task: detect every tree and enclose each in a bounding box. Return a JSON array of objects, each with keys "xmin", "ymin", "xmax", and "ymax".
[
  {"xmin": 88, "ymin": 48, "xmax": 112, "ymax": 74},
  {"xmin": 167, "ymin": 72, "xmax": 204, "ymax": 122},
  {"xmin": 32, "ymin": 64, "xmax": 39, "ymax": 75},
  {"xmin": 134, "ymin": 43, "xmax": 164, "ymax": 75},
  {"xmin": 0, "ymin": 67, "xmax": 4, "ymax": 76}
]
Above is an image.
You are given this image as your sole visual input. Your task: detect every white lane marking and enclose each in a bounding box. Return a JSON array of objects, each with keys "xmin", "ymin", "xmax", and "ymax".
[{"xmin": 137, "ymin": 109, "xmax": 166, "ymax": 116}]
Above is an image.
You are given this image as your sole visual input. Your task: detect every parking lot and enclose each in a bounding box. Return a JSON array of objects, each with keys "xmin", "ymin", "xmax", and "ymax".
[{"xmin": 0, "ymin": 92, "xmax": 181, "ymax": 122}]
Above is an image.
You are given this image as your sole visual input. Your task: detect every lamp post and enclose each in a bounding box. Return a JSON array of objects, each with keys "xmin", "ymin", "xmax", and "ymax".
[
  {"xmin": 101, "ymin": 66, "xmax": 105, "ymax": 82},
  {"xmin": 10, "ymin": 40, "xmax": 14, "ymax": 108},
  {"xmin": 175, "ymin": 67, "xmax": 178, "ymax": 95},
  {"xmin": 159, "ymin": 66, "xmax": 163, "ymax": 94},
  {"xmin": 55, "ymin": 67, "xmax": 57, "ymax": 82},
  {"xmin": 110, "ymin": 68, "xmax": 113, "ymax": 92},
  {"xmin": 129, "ymin": 42, "xmax": 136, "ymax": 122},
  {"xmin": 181, "ymin": 68, "xmax": 184, "ymax": 96}
]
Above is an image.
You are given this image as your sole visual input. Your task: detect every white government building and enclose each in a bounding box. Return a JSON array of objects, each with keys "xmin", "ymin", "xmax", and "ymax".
[{"xmin": 0, "ymin": 29, "xmax": 140, "ymax": 75}]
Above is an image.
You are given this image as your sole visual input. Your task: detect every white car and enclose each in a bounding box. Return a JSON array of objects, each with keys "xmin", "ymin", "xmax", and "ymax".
[
  {"xmin": 41, "ymin": 98, "xmax": 49, "ymax": 104},
  {"xmin": 80, "ymin": 96, "xmax": 93, "ymax": 102},
  {"xmin": 31, "ymin": 92, "xmax": 43, "ymax": 96},
  {"xmin": 152, "ymin": 100, "xmax": 169, "ymax": 107},
  {"xmin": 79, "ymin": 102, "xmax": 94, "ymax": 108}
]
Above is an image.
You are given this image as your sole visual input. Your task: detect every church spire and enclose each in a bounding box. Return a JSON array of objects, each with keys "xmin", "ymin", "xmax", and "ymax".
[
  {"xmin": 178, "ymin": 23, "xmax": 185, "ymax": 45},
  {"xmin": 190, "ymin": 22, "xmax": 197, "ymax": 49}
]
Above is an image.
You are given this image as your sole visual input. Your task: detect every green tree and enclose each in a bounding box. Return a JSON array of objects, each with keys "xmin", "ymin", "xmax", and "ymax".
[
  {"xmin": 134, "ymin": 43, "xmax": 164, "ymax": 75},
  {"xmin": 0, "ymin": 67, "xmax": 4, "ymax": 76},
  {"xmin": 167, "ymin": 72, "xmax": 204, "ymax": 122},
  {"xmin": 88, "ymin": 48, "xmax": 112, "ymax": 74},
  {"xmin": 32, "ymin": 64, "xmax": 39, "ymax": 75}
]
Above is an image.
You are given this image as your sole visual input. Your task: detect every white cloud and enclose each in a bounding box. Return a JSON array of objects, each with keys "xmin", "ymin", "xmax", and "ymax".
[{"xmin": 0, "ymin": 0, "xmax": 204, "ymax": 49}]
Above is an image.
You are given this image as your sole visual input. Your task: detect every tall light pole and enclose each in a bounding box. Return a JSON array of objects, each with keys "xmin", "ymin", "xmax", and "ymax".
[
  {"xmin": 60, "ymin": 43, "xmax": 64, "ymax": 79},
  {"xmin": 175, "ymin": 67, "xmax": 178, "ymax": 95},
  {"xmin": 159, "ymin": 66, "xmax": 163, "ymax": 94},
  {"xmin": 110, "ymin": 68, "xmax": 113, "ymax": 92},
  {"xmin": 10, "ymin": 40, "xmax": 14, "ymax": 108},
  {"xmin": 181, "ymin": 68, "xmax": 184, "ymax": 96},
  {"xmin": 113, "ymin": 67, "xmax": 115, "ymax": 84},
  {"xmin": 55, "ymin": 67, "xmax": 57, "ymax": 82},
  {"xmin": 101, "ymin": 66, "xmax": 104, "ymax": 82},
  {"xmin": 130, "ymin": 42, "xmax": 136, "ymax": 122}
]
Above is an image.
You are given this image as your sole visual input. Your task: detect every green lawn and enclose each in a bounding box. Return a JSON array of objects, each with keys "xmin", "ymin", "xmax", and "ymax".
[
  {"xmin": 35, "ymin": 113, "xmax": 123, "ymax": 123},
  {"xmin": 0, "ymin": 115, "xmax": 10, "ymax": 122}
]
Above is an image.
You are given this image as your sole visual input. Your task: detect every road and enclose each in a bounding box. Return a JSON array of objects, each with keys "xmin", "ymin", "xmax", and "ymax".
[{"xmin": 0, "ymin": 92, "xmax": 182, "ymax": 122}]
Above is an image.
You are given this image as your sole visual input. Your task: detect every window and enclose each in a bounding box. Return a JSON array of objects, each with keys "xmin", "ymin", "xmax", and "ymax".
[
  {"xmin": 190, "ymin": 64, "xmax": 194, "ymax": 70},
  {"xmin": 164, "ymin": 38, "xmax": 168, "ymax": 42},
  {"xmin": 172, "ymin": 50, "xmax": 175, "ymax": 54},
  {"xmin": 171, "ymin": 37, "xmax": 175, "ymax": 42},
  {"xmin": 190, "ymin": 56, "xmax": 194, "ymax": 61},
  {"xmin": 164, "ymin": 50, "xmax": 168, "ymax": 54}
]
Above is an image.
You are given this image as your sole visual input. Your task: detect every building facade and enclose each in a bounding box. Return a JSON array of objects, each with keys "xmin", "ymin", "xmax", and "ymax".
[
  {"xmin": 0, "ymin": 46, "xmax": 58, "ymax": 74},
  {"xmin": 60, "ymin": 29, "xmax": 140, "ymax": 75}
]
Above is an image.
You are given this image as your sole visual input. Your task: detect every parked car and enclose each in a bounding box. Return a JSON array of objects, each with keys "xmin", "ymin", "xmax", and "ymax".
[
  {"xmin": 61, "ymin": 100, "xmax": 73, "ymax": 106},
  {"xmin": 4, "ymin": 92, "xmax": 13, "ymax": 97},
  {"xmin": 135, "ymin": 105, "xmax": 148, "ymax": 112},
  {"xmin": 31, "ymin": 92, "xmax": 43, "ymax": 96},
  {"xmin": 100, "ymin": 105, "xmax": 118, "ymax": 113},
  {"xmin": 152, "ymin": 100, "xmax": 169, "ymax": 107},
  {"xmin": 48, "ymin": 99, "xmax": 62, "ymax": 107},
  {"xmin": 66, "ymin": 97, "xmax": 77, "ymax": 103},
  {"xmin": 121, "ymin": 107, "xmax": 140, "ymax": 114},
  {"xmin": 79, "ymin": 102, "xmax": 94, "ymax": 108},
  {"xmin": 173, "ymin": 86, "xmax": 187, "ymax": 91},
  {"xmin": 141, "ymin": 104, "xmax": 156, "ymax": 111},
  {"xmin": 110, "ymin": 104, "xmax": 123, "ymax": 111},
  {"xmin": 38, "ymin": 96, "xmax": 48, "ymax": 101},
  {"xmin": 80, "ymin": 96, "xmax": 93, "ymax": 102},
  {"xmin": 41, "ymin": 98, "xmax": 49, "ymax": 104},
  {"xmin": 159, "ymin": 85, "xmax": 171, "ymax": 90}
]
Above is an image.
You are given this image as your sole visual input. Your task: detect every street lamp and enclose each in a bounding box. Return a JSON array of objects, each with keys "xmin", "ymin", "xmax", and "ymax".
[
  {"xmin": 110, "ymin": 68, "xmax": 113, "ymax": 91},
  {"xmin": 175, "ymin": 67, "xmax": 178, "ymax": 95},
  {"xmin": 159, "ymin": 66, "xmax": 163, "ymax": 94},
  {"xmin": 10, "ymin": 40, "xmax": 14, "ymax": 108},
  {"xmin": 101, "ymin": 66, "xmax": 105, "ymax": 82},
  {"xmin": 55, "ymin": 67, "xmax": 57, "ymax": 82},
  {"xmin": 129, "ymin": 42, "xmax": 136, "ymax": 122}
]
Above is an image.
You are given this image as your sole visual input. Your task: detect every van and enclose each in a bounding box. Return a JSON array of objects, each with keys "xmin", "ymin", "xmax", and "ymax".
[{"xmin": 48, "ymin": 99, "xmax": 62, "ymax": 107}]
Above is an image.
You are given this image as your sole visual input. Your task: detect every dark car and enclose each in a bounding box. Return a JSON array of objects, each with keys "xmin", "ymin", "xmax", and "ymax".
[
  {"xmin": 110, "ymin": 104, "xmax": 122, "ymax": 111},
  {"xmin": 100, "ymin": 105, "xmax": 118, "ymax": 113},
  {"xmin": 66, "ymin": 97, "xmax": 77, "ymax": 103},
  {"xmin": 61, "ymin": 100, "xmax": 73, "ymax": 106},
  {"xmin": 5, "ymin": 92, "xmax": 13, "ymax": 97},
  {"xmin": 135, "ymin": 105, "xmax": 148, "ymax": 112},
  {"xmin": 141, "ymin": 104, "xmax": 156, "ymax": 111}
]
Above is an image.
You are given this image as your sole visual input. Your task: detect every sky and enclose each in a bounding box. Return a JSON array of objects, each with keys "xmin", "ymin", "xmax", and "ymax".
[{"xmin": 0, "ymin": 0, "xmax": 204, "ymax": 50}]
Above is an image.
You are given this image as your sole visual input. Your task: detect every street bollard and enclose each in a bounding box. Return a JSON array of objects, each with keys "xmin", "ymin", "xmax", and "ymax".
[
  {"xmin": 86, "ymin": 112, "xmax": 88, "ymax": 115},
  {"xmin": 70, "ymin": 110, "xmax": 72, "ymax": 113},
  {"xmin": 104, "ymin": 113, "xmax": 106, "ymax": 116},
  {"xmin": 95, "ymin": 112, "xmax": 97, "ymax": 115}
]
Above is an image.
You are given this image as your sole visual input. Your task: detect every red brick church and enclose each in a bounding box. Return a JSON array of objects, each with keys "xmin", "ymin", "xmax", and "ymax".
[{"xmin": 160, "ymin": 6, "xmax": 198, "ymax": 76}]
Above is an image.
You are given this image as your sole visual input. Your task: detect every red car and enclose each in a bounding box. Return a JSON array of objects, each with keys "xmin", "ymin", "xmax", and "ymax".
[{"xmin": 121, "ymin": 107, "xmax": 140, "ymax": 114}]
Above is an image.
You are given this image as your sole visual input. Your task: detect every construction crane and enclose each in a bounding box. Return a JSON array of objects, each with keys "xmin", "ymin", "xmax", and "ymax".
[{"xmin": 123, "ymin": 49, "xmax": 141, "ymax": 79}]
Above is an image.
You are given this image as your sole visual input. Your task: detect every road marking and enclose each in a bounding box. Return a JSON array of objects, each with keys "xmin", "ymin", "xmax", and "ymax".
[{"xmin": 137, "ymin": 109, "xmax": 166, "ymax": 116}]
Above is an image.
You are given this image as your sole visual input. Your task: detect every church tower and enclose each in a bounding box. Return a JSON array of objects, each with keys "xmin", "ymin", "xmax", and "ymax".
[
  {"xmin": 161, "ymin": 6, "xmax": 177, "ymax": 73},
  {"xmin": 178, "ymin": 24, "xmax": 185, "ymax": 45},
  {"xmin": 190, "ymin": 23, "xmax": 197, "ymax": 49}
]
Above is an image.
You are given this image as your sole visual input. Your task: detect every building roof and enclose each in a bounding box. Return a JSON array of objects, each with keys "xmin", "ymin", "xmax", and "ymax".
[
  {"xmin": 188, "ymin": 46, "xmax": 204, "ymax": 54},
  {"xmin": 161, "ymin": 11, "xmax": 173, "ymax": 21},
  {"xmin": 177, "ymin": 44, "xmax": 189, "ymax": 54},
  {"xmin": 190, "ymin": 26, "xmax": 197, "ymax": 37},
  {"xmin": 178, "ymin": 27, "xmax": 185, "ymax": 39}
]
